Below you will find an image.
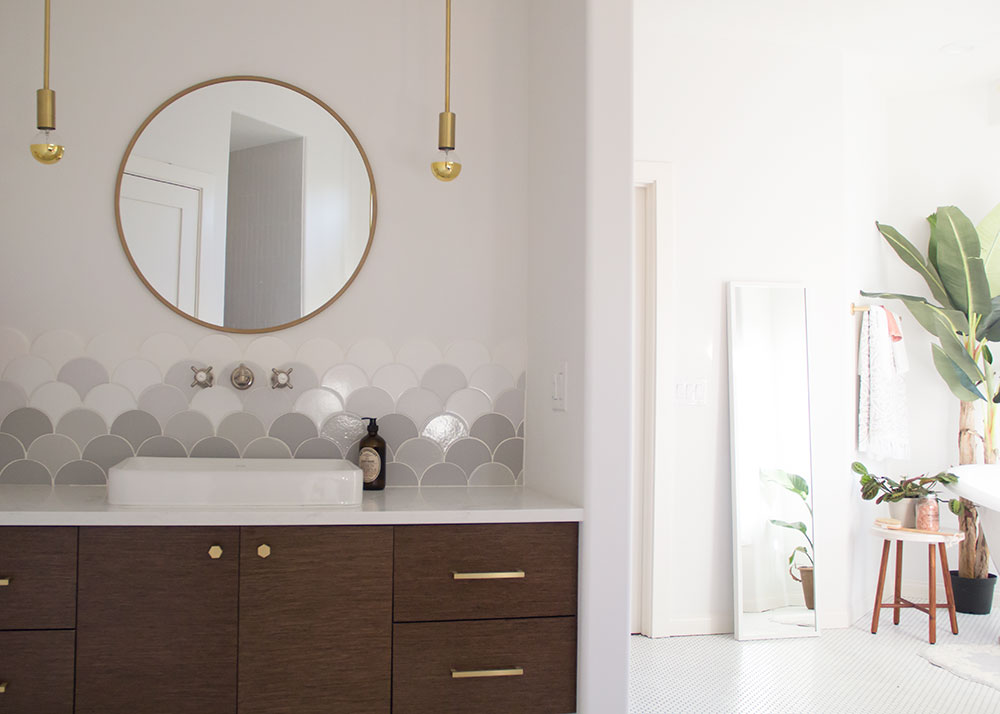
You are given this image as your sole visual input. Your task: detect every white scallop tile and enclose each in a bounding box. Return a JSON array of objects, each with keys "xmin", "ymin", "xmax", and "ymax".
[
  {"xmin": 243, "ymin": 436, "xmax": 292, "ymax": 459},
  {"xmin": 0, "ymin": 328, "xmax": 30, "ymax": 369},
  {"xmin": 493, "ymin": 388, "xmax": 526, "ymax": 427},
  {"xmin": 111, "ymin": 359, "xmax": 163, "ymax": 399},
  {"xmin": 469, "ymin": 462, "xmax": 516, "ymax": 486},
  {"xmin": 492, "ymin": 337, "xmax": 528, "ymax": 381},
  {"xmin": 26, "ymin": 433, "xmax": 81, "ymax": 477},
  {"xmin": 320, "ymin": 413, "xmax": 367, "ymax": 454},
  {"xmin": 444, "ymin": 339, "xmax": 491, "ymax": 378},
  {"xmin": 56, "ymin": 409, "xmax": 108, "ymax": 450},
  {"xmin": 190, "ymin": 387, "xmax": 243, "ymax": 429},
  {"xmin": 87, "ymin": 332, "xmax": 140, "ymax": 372},
  {"xmin": 394, "ymin": 437, "xmax": 444, "ymax": 477},
  {"xmin": 137, "ymin": 384, "xmax": 190, "ymax": 426},
  {"xmin": 192, "ymin": 334, "xmax": 242, "ymax": 369},
  {"xmin": 444, "ymin": 388, "xmax": 493, "ymax": 430},
  {"xmin": 293, "ymin": 388, "xmax": 344, "ymax": 428},
  {"xmin": 421, "ymin": 413, "xmax": 469, "ymax": 451},
  {"xmin": 345, "ymin": 338, "xmax": 395, "ymax": 377},
  {"xmin": 29, "ymin": 382, "xmax": 82, "ymax": 424},
  {"xmin": 245, "ymin": 336, "xmax": 295, "ymax": 370},
  {"xmin": 31, "ymin": 330, "xmax": 85, "ymax": 370},
  {"xmin": 421, "ymin": 364, "xmax": 468, "ymax": 402},
  {"xmin": 57, "ymin": 357, "xmax": 110, "ymax": 399},
  {"xmin": 321, "ymin": 363, "xmax": 369, "ymax": 402},
  {"xmin": 0, "ymin": 381, "xmax": 28, "ymax": 423},
  {"xmin": 295, "ymin": 338, "xmax": 345, "ymax": 376},
  {"xmin": 346, "ymin": 386, "xmax": 395, "ymax": 419},
  {"xmin": 371, "ymin": 364, "xmax": 420, "ymax": 402},
  {"xmin": 469, "ymin": 364, "xmax": 516, "ymax": 402},
  {"xmin": 243, "ymin": 389, "xmax": 295, "ymax": 430},
  {"xmin": 163, "ymin": 410, "xmax": 215, "ymax": 452},
  {"xmin": 396, "ymin": 339, "xmax": 444, "ymax": 379},
  {"xmin": 139, "ymin": 333, "xmax": 191, "ymax": 373},
  {"xmin": 395, "ymin": 388, "xmax": 443, "ymax": 430},
  {"xmin": 217, "ymin": 412, "xmax": 267, "ymax": 453},
  {"xmin": 83, "ymin": 383, "xmax": 138, "ymax": 424},
  {"xmin": 3, "ymin": 355, "xmax": 56, "ymax": 395}
]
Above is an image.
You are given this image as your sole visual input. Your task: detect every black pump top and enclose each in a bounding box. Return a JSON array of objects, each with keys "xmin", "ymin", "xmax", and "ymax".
[{"xmin": 363, "ymin": 417, "xmax": 378, "ymax": 435}]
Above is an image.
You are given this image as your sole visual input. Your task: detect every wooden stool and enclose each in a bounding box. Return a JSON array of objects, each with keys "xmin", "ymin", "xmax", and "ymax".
[{"xmin": 870, "ymin": 526, "xmax": 965, "ymax": 644}]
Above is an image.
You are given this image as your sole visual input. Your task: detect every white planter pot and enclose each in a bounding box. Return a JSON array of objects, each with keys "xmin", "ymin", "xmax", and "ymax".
[{"xmin": 887, "ymin": 497, "xmax": 917, "ymax": 529}]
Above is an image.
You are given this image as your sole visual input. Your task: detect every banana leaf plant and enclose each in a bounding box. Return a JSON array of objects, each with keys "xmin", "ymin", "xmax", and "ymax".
[
  {"xmin": 863, "ymin": 204, "xmax": 1000, "ymax": 579},
  {"xmin": 761, "ymin": 468, "xmax": 814, "ymax": 578}
]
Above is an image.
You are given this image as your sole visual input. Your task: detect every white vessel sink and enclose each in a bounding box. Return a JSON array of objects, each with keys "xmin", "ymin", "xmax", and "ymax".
[{"xmin": 108, "ymin": 457, "xmax": 363, "ymax": 507}]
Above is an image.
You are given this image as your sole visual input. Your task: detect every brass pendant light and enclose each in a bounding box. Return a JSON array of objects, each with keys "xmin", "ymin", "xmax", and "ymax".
[
  {"xmin": 30, "ymin": 0, "xmax": 64, "ymax": 165},
  {"xmin": 430, "ymin": 0, "xmax": 461, "ymax": 181}
]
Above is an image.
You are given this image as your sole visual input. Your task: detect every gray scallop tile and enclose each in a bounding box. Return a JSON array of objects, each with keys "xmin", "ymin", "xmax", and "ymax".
[
  {"xmin": 57, "ymin": 357, "xmax": 110, "ymax": 399},
  {"xmin": 394, "ymin": 437, "xmax": 444, "ymax": 478},
  {"xmin": 493, "ymin": 388, "xmax": 525, "ymax": 427},
  {"xmin": 26, "ymin": 433, "xmax": 81, "ymax": 477},
  {"xmin": 190, "ymin": 437, "xmax": 240, "ymax": 459},
  {"xmin": 55, "ymin": 459, "xmax": 107, "ymax": 485},
  {"xmin": 1, "ymin": 407, "xmax": 53, "ymax": 449},
  {"xmin": 82, "ymin": 434, "xmax": 135, "ymax": 475},
  {"xmin": 243, "ymin": 389, "xmax": 295, "ymax": 430},
  {"xmin": 269, "ymin": 412, "xmax": 319, "ymax": 453},
  {"xmin": 164, "ymin": 411, "xmax": 215, "ymax": 453},
  {"xmin": 0, "ymin": 459, "xmax": 52, "ymax": 485},
  {"xmin": 421, "ymin": 414, "xmax": 468, "ymax": 451},
  {"xmin": 0, "ymin": 433, "xmax": 26, "ymax": 471},
  {"xmin": 0, "ymin": 381, "xmax": 28, "ymax": 423},
  {"xmin": 111, "ymin": 410, "xmax": 162, "ymax": 451},
  {"xmin": 275, "ymin": 362, "xmax": 319, "ymax": 392},
  {"xmin": 421, "ymin": 462, "xmax": 468, "ymax": 486},
  {"xmin": 375, "ymin": 413, "xmax": 418, "ymax": 454},
  {"xmin": 320, "ymin": 413, "xmax": 366, "ymax": 454},
  {"xmin": 387, "ymin": 461, "xmax": 419, "ymax": 487},
  {"xmin": 164, "ymin": 361, "xmax": 208, "ymax": 399},
  {"xmin": 55, "ymin": 408, "xmax": 108, "ymax": 449},
  {"xmin": 136, "ymin": 435, "xmax": 187, "ymax": 458},
  {"xmin": 470, "ymin": 462, "xmax": 516, "ymax": 486},
  {"xmin": 517, "ymin": 421, "xmax": 524, "ymax": 438},
  {"xmin": 421, "ymin": 364, "xmax": 468, "ymax": 402},
  {"xmin": 470, "ymin": 413, "xmax": 516, "ymax": 453},
  {"xmin": 516, "ymin": 470, "xmax": 523, "ymax": 485},
  {"xmin": 294, "ymin": 437, "xmax": 343, "ymax": 459},
  {"xmin": 217, "ymin": 412, "xmax": 267, "ymax": 453},
  {"xmin": 517, "ymin": 371, "xmax": 526, "ymax": 391},
  {"xmin": 344, "ymin": 440, "xmax": 361, "ymax": 464},
  {"xmin": 137, "ymin": 384, "xmax": 190, "ymax": 426},
  {"xmin": 345, "ymin": 386, "xmax": 395, "ymax": 420},
  {"xmin": 243, "ymin": 436, "xmax": 292, "ymax": 459},
  {"xmin": 493, "ymin": 437, "xmax": 524, "ymax": 477},
  {"xmin": 396, "ymin": 388, "xmax": 443, "ymax": 430},
  {"xmin": 445, "ymin": 438, "xmax": 492, "ymax": 477}
]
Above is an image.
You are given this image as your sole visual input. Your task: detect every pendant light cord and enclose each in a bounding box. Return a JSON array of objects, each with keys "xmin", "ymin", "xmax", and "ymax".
[
  {"xmin": 43, "ymin": 0, "xmax": 51, "ymax": 89},
  {"xmin": 444, "ymin": 0, "xmax": 451, "ymax": 113}
]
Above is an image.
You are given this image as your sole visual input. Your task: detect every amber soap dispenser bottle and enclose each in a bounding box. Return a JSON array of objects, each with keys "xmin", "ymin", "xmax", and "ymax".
[{"xmin": 359, "ymin": 417, "xmax": 386, "ymax": 490}]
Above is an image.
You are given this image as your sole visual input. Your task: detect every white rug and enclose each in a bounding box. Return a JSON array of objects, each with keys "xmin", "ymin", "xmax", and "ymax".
[{"xmin": 921, "ymin": 644, "xmax": 1000, "ymax": 692}]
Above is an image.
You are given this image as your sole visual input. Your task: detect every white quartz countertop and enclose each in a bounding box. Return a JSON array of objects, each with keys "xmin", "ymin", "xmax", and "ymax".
[{"xmin": 0, "ymin": 485, "xmax": 583, "ymax": 526}]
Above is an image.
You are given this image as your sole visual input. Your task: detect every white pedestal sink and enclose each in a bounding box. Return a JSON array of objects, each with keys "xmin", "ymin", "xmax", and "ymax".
[{"xmin": 108, "ymin": 457, "xmax": 363, "ymax": 507}]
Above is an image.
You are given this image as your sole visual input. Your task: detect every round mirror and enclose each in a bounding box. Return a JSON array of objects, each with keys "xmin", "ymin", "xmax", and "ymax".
[{"xmin": 115, "ymin": 76, "xmax": 376, "ymax": 333}]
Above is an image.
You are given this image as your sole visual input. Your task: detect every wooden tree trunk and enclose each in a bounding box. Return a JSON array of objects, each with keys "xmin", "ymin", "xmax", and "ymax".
[{"xmin": 958, "ymin": 400, "xmax": 990, "ymax": 578}]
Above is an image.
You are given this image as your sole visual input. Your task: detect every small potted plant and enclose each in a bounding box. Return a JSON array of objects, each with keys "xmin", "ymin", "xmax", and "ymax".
[
  {"xmin": 853, "ymin": 461, "xmax": 960, "ymax": 528},
  {"xmin": 760, "ymin": 468, "xmax": 815, "ymax": 609}
]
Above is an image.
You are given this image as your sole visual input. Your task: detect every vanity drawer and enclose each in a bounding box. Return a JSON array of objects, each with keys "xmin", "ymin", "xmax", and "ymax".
[
  {"xmin": 0, "ymin": 526, "xmax": 77, "ymax": 630},
  {"xmin": 392, "ymin": 617, "xmax": 576, "ymax": 714},
  {"xmin": 0, "ymin": 629, "xmax": 75, "ymax": 714},
  {"xmin": 393, "ymin": 523, "xmax": 577, "ymax": 622}
]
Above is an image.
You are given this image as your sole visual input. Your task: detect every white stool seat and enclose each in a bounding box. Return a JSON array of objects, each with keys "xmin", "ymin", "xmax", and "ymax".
[{"xmin": 870, "ymin": 525, "xmax": 965, "ymax": 546}]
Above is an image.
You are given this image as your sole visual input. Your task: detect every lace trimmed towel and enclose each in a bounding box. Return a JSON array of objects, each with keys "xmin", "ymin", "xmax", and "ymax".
[{"xmin": 858, "ymin": 305, "xmax": 910, "ymax": 460}]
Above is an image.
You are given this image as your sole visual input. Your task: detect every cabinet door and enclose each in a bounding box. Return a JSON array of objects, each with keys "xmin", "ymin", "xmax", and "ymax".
[
  {"xmin": 0, "ymin": 526, "xmax": 77, "ymax": 630},
  {"xmin": 0, "ymin": 630, "xmax": 75, "ymax": 714},
  {"xmin": 76, "ymin": 527, "xmax": 239, "ymax": 714},
  {"xmin": 239, "ymin": 526, "xmax": 392, "ymax": 714}
]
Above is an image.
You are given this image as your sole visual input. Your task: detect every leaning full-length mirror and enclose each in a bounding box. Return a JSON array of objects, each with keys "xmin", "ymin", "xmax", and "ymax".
[
  {"xmin": 116, "ymin": 76, "xmax": 376, "ymax": 333},
  {"xmin": 728, "ymin": 282, "xmax": 817, "ymax": 640}
]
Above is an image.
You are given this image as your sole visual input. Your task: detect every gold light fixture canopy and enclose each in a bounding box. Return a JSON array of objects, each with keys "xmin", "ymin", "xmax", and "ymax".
[
  {"xmin": 431, "ymin": 0, "xmax": 461, "ymax": 181},
  {"xmin": 30, "ymin": 0, "xmax": 64, "ymax": 164}
]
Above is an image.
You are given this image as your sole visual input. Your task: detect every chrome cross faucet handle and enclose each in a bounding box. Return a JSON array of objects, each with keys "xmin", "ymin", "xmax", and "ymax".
[
  {"xmin": 271, "ymin": 367, "xmax": 293, "ymax": 389},
  {"xmin": 191, "ymin": 365, "xmax": 214, "ymax": 389}
]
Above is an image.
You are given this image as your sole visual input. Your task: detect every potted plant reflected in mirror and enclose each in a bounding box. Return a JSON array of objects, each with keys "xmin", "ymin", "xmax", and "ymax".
[
  {"xmin": 761, "ymin": 468, "xmax": 815, "ymax": 610},
  {"xmin": 853, "ymin": 462, "xmax": 960, "ymax": 529}
]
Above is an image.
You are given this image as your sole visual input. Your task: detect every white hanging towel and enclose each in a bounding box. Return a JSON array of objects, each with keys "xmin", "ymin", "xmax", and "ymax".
[{"xmin": 858, "ymin": 305, "xmax": 910, "ymax": 460}]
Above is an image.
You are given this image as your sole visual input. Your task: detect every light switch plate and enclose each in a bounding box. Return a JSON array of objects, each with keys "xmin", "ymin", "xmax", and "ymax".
[{"xmin": 552, "ymin": 362, "xmax": 567, "ymax": 411}]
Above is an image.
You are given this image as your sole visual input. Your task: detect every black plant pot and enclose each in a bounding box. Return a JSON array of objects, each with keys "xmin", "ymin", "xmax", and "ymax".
[{"xmin": 950, "ymin": 571, "xmax": 998, "ymax": 614}]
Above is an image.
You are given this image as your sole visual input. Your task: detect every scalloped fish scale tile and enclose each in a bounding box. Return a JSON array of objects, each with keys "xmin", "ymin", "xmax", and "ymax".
[
  {"xmin": 493, "ymin": 437, "xmax": 524, "ymax": 477},
  {"xmin": 394, "ymin": 437, "xmax": 444, "ymax": 478},
  {"xmin": 243, "ymin": 436, "xmax": 292, "ymax": 459},
  {"xmin": 55, "ymin": 459, "xmax": 107, "ymax": 485},
  {"xmin": 396, "ymin": 339, "xmax": 443, "ymax": 379},
  {"xmin": 0, "ymin": 328, "xmax": 29, "ymax": 369},
  {"xmin": 395, "ymin": 388, "xmax": 443, "ymax": 431},
  {"xmin": 421, "ymin": 414, "xmax": 468, "ymax": 452},
  {"xmin": 3, "ymin": 355, "xmax": 56, "ymax": 396},
  {"xmin": 137, "ymin": 384, "xmax": 190, "ymax": 427},
  {"xmin": 269, "ymin": 413, "xmax": 319, "ymax": 453},
  {"xmin": 371, "ymin": 364, "xmax": 419, "ymax": 402},
  {"xmin": 516, "ymin": 471, "xmax": 523, "ymax": 485},
  {"xmin": 111, "ymin": 359, "xmax": 163, "ymax": 399},
  {"xmin": 1, "ymin": 407, "xmax": 53, "ymax": 449},
  {"xmin": 137, "ymin": 435, "xmax": 187, "ymax": 458},
  {"xmin": 192, "ymin": 334, "xmax": 242, "ymax": 369},
  {"xmin": 421, "ymin": 364, "xmax": 468, "ymax": 403},
  {"xmin": 295, "ymin": 339, "xmax": 345, "ymax": 377},
  {"xmin": 346, "ymin": 386, "xmax": 395, "ymax": 420},
  {"xmin": 0, "ymin": 381, "xmax": 27, "ymax": 424},
  {"xmin": 421, "ymin": 462, "xmax": 468, "ymax": 486},
  {"xmin": 445, "ymin": 437, "xmax": 492, "ymax": 477},
  {"xmin": 26, "ymin": 433, "xmax": 81, "ymax": 477},
  {"xmin": 493, "ymin": 388, "xmax": 525, "ymax": 428},
  {"xmin": 276, "ymin": 363, "xmax": 319, "ymax": 392},
  {"xmin": 517, "ymin": 421, "xmax": 524, "ymax": 437},
  {"xmin": 294, "ymin": 437, "xmax": 343, "ymax": 459},
  {"xmin": 444, "ymin": 388, "xmax": 492, "ymax": 430},
  {"xmin": 190, "ymin": 436, "xmax": 241, "ymax": 459},
  {"xmin": 345, "ymin": 339, "xmax": 395, "ymax": 378},
  {"xmin": 243, "ymin": 389, "xmax": 295, "ymax": 431},
  {"xmin": 292, "ymin": 388, "xmax": 344, "ymax": 429},
  {"xmin": 57, "ymin": 358, "xmax": 110, "ymax": 399},
  {"xmin": 220, "ymin": 361, "xmax": 267, "ymax": 400},
  {"xmin": 320, "ymin": 413, "xmax": 366, "ymax": 454},
  {"xmin": 139, "ymin": 333, "xmax": 191, "ymax": 374},
  {"xmin": 56, "ymin": 409, "xmax": 108, "ymax": 450},
  {"xmin": 517, "ymin": 372, "xmax": 526, "ymax": 392},
  {"xmin": 31, "ymin": 330, "xmax": 85, "ymax": 371},
  {"xmin": 469, "ymin": 364, "xmax": 516, "ymax": 402},
  {"xmin": 470, "ymin": 462, "xmax": 516, "ymax": 486},
  {"xmin": 81, "ymin": 434, "xmax": 135, "ymax": 475},
  {"xmin": 217, "ymin": 412, "xmax": 266, "ymax": 453},
  {"xmin": 386, "ymin": 461, "xmax": 418, "ymax": 487},
  {"xmin": 0, "ymin": 459, "xmax": 52, "ymax": 485},
  {"xmin": 110, "ymin": 410, "xmax": 163, "ymax": 452},
  {"xmin": 244, "ymin": 336, "xmax": 294, "ymax": 370},
  {"xmin": 374, "ymin": 413, "xmax": 418, "ymax": 455},
  {"xmin": 344, "ymin": 440, "xmax": 360, "ymax": 464},
  {"xmin": 83, "ymin": 383, "xmax": 138, "ymax": 425},
  {"xmin": 190, "ymin": 387, "xmax": 243, "ymax": 429},
  {"xmin": 87, "ymin": 332, "xmax": 140, "ymax": 373},
  {"xmin": 321, "ymin": 363, "xmax": 369, "ymax": 402},
  {"xmin": 0, "ymin": 433, "xmax": 26, "ymax": 471},
  {"xmin": 164, "ymin": 362, "xmax": 205, "ymax": 401},
  {"xmin": 492, "ymin": 338, "xmax": 527, "ymax": 380},
  {"xmin": 443, "ymin": 340, "xmax": 491, "ymax": 378},
  {"xmin": 163, "ymin": 410, "xmax": 215, "ymax": 453},
  {"xmin": 28, "ymin": 382, "xmax": 82, "ymax": 424},
  {"xmin": 470, "ymin": 413, "xmax": 516, "ymax": 453}
]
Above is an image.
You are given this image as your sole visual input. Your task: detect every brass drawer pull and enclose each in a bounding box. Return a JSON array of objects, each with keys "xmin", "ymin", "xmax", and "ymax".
[
  {"xmin": 0, "ymin": 681, "xmax": 7, "ymax": 693},
  {"xmin": 452, "ymin": 570, "xmax": 525, "ymax": 580},
  {"xmin": 208, "ymin": 545, "xmax": 223, "ymax": 559},
  {"xmin": 451, "ymin": 667, "xmax": 524, "ymax": 679},
  {"xmin": 0, "ymin": 577, "xmax": 10, "ymax": 586}
]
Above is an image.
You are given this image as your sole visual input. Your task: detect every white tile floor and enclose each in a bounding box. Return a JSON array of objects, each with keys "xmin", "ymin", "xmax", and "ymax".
[{"xmin": 630, "ymin": 609, "xmax": 1000, "ymax": 713}]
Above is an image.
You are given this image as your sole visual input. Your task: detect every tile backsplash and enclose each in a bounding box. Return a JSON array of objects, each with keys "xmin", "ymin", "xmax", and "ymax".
[{"xmin": 0, "ymin": 329, "xmax": 525, "ymax": 488}]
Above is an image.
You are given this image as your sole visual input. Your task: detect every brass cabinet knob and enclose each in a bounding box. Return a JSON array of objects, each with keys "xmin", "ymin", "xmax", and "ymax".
[
  {"xmin": 0, "ymin": 577, "xmax": 10, "ymax": 586},
  {"xmin": 257, "ymin": 544, "xmax": 271, "ymax": 559},
  {"xmin": 208, "ymin": 545, "xmax": 223, "ymax": 559}
]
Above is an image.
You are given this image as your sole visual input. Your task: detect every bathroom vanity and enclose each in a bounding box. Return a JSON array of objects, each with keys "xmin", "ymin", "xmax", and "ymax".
[{"xmin": 0, "ymin": 486, "xmax": 581, "ymax": 714}]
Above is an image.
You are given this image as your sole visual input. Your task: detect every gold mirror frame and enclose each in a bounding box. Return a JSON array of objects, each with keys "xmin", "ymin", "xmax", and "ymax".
[{"xmin": 114, "ymin": 75, "xmax": 377, "ymax": 334}]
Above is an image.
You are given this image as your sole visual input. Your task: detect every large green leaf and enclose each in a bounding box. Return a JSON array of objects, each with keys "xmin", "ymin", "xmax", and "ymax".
[
  {"xmin": 977, "ymin": 202, "xmax": 1000, "ymax": 297},
  {"xmin": 933, "ymin": 321, "xmax": 983, "ymax": 385},
  {"xmin": 876, "ymin": 221, "xmax": 952, "ymax": 307},
  {"xmin": 934, "ymin": 206, "xmax": 993, "ymax": 317},
  {"xmin": 932, "ymin": 344, "xmax": 986, "ymax": 401},
  {"xmin": 760, "ymin": 468, "xmax": 809, "ymax": 500},
  {"xmin": 860, "ymin": 291, "xmax": 969, "ymax": 336},
  {"xmin": 977, "ymin": 296, "xmax": 1000, "ymax": 342},
  {"xmin": 927, "ymin": 213, "xmax": 939, "ymax": 269},
  {"xmin": 769, "ymin": 519, "xmax": 808, "ymax": 536}
]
